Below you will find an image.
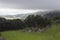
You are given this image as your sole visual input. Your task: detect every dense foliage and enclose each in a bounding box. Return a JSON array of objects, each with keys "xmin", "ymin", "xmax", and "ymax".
[
  {"xmin": 0, "ymin": 15, "xmax": 52, "ymax": 32},
  {"xmin": 0, "ymin": 12, "xmax": 60, "ymax": 32}
]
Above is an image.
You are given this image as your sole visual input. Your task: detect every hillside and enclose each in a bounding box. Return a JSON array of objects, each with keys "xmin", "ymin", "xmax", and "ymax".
[
  {"xmin": 0, "ymin": 10, "xmax": 51, "ymax": 20},
  {"xmin": 44, "ymin": 10, "xmax": 60, "ymax": 19},
  {"xmin": 1, "ymin": 24, "xmax": 60, "ymax": 40}
]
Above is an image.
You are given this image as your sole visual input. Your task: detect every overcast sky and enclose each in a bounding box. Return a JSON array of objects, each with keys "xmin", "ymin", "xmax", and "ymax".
[{"xmin": 0, "ymin": 0, "xmax": 60, "ymax": 15}]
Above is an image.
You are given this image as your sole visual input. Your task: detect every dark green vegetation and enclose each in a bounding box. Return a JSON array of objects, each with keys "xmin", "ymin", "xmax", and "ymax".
[
  {"xmin": 0, "ymin": 15, "xmax": 51, "ymax": 32},
  {"xmin": 0, "ymin": 10, "xmax": 60, "ymax": 32}
]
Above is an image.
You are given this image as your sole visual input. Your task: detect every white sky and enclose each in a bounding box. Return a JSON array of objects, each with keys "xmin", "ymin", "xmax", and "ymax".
[
  {"xmin": 0, "ymin": 0, "xmax": 58, "ymax": 15},
  {"xmin": 0, "ymin": 8, "xmax": 40, "ymax": 15}
]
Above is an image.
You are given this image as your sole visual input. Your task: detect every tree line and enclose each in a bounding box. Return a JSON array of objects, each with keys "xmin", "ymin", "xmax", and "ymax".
[{"xmin": 0, "ymin": 14, "xmax": 60, "ymax": 32}]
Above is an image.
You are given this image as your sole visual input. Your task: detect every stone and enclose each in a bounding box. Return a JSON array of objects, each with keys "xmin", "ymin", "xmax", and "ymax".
[{"xmin": 0, "ymin": 37, "xmax": 6, "ymax": 40}]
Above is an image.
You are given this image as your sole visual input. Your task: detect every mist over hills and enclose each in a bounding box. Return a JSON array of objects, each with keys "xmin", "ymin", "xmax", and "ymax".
[{"xmin": 0, "ymin": 10, "xmax": 60, "ymax": 20}]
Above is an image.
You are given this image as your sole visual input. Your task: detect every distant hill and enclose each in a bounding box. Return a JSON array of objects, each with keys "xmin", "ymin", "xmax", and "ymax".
[
  {"xmin": 13, "ymin": 10, "xmax": 50, "ymax": 19},
  {"xmin": 0, "ymin": 10, "xmax": 52, "ymax": 20},
  {"xmin": 44, "ymin": 10, "xmax": 60, "ymax": 19}
]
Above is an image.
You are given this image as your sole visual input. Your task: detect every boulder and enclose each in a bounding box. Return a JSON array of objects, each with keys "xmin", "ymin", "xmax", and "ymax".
[{"xmin": 0, "ymin": 37, "xmax": 6, "ymax": 40}]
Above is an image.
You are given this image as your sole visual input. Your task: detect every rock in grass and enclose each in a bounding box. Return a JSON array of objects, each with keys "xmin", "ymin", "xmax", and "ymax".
[{"xmin": 0, "ymin": 37, "xmax": 6, "ymax": 40}]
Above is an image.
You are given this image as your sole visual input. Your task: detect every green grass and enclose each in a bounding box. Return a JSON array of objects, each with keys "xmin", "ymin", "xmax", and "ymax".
[{"xmin": 1, "ymin": 24, "xmax": 60, "ymax": 40}]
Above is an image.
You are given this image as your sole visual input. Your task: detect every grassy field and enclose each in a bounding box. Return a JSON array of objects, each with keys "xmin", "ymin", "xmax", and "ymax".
[{"xmin": 1, "ymin": 24, "xmax": 60, "ymax": 40}]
